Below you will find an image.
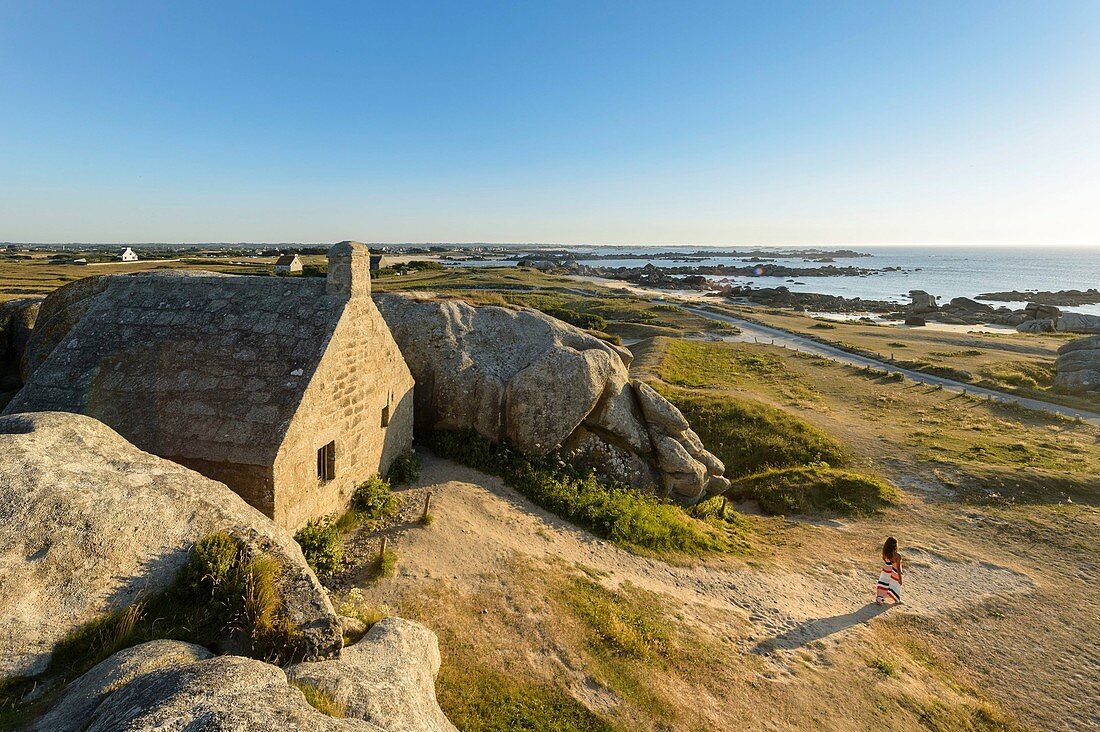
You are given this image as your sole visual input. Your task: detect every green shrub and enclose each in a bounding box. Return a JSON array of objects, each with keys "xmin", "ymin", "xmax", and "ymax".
[
  {"xmin": 350, "ymin": 476, "xmax": 397, "ymax": 520},
  {"xmin": 387, "ymin": 450, "xmax": 421, "ymax": 485},
  {"xmin": 539, "ymin": 307, "xmax": 608, "ymax": 332},
  {"xmin": 656, "ymin": 386, "xmax": 848, "ymax": 476},
  {"xmin": 426, "ymin": 429, "xmax": 726, "ymax": 556},
  {"xmin": 728, "ymin": 465, "xmax": 898, "ymax": 516},
  {"xmin": 374, "ymin": 549, "xmax": 398, "ymax": 579},
  {"xmin": 294, "ymin": 518, "xmax": 344, "ymax": 575}
]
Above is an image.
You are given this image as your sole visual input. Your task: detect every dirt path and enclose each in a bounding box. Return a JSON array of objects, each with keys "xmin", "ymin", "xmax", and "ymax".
[{"xmin": 350, "ymin": 456, "xmax": 1035, "ymax": 667}]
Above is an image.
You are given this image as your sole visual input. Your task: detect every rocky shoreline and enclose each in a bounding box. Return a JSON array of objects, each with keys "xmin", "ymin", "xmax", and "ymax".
[{"xmin": 976, "ymin": 289, "xmax": 1100, "ymax": 306}]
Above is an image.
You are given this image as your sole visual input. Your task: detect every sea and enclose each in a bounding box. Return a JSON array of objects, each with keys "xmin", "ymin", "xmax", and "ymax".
[{"xmin": 451, "ymin": 245, "xmax": 1100, "ymax": 316}]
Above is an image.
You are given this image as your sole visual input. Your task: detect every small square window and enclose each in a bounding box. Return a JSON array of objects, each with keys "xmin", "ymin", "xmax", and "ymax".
[
  {"xmin": 381, "ymin": 404, "xmax": 390, "ymax": 428},
  {"xmin": 317, "ymin": 441, "xmax": 336, "ymax": 482}
]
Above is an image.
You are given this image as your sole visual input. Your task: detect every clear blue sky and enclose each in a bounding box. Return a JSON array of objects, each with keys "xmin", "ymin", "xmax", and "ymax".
[{"xmin": 2, "ymin": 1, "xmax": 1098, "ymax": 245}]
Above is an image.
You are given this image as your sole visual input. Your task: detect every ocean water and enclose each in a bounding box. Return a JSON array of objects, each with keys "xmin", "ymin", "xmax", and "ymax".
[{"xmin": 451, "ymin": 245, "xmax": 1100, "ymax": 316}]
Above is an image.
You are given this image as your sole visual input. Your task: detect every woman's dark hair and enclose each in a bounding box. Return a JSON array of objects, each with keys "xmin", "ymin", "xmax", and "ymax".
[{"xmin": 882, "ymin": 536, "xmax": 898, "ymax": 561}]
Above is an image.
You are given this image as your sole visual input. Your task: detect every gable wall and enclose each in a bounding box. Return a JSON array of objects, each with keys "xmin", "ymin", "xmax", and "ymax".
[{"xmin": 272, "ymin": 295, "xmax": 414, "ymax": 531}]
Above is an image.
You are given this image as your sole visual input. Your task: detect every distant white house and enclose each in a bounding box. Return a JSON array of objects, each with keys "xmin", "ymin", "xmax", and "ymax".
[
  {"xmin": 119, "ymin": 247, "xmax": 138, "ymax": 262},
  {"xmin": 274, "ymin": 253, "xmax": 303, "ymax": 274}
]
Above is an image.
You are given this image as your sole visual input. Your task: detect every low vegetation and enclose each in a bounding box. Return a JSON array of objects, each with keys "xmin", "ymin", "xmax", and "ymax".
[
  {"xmin": 426, "ymin": 429, "xmax": 728, "ymax": 556},
  {"xmin": 538, "ymin": 306, "xmax": 608, "ymax": 332},
  {"xmin": 728, "ymin": 465, "xmax": 899, "ymax": 516},
  {"xmin": 292, "ymin": 681, "xmax": 346, "ymax": 717},
  {"xmin": 350, "ymin": 476, "xmax": 397, "ymax": 520},
  {"xmin": 294, "ymin": 517, "xmax": 344, "ymax": 574},
  {"xmin": 51, "ymin": 532, "xmax": 304, "ymax": 682},
  {"xmin": 386, "ymin": 449, "xmax": 422, "ymax": 485},
  {"xmin": 656, "ymin": 385, "xmax": 849, "ymax": 476}
]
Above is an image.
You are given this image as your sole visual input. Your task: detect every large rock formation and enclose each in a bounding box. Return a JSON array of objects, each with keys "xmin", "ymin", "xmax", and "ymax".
[
  {"xmin": 1056, "ymin": 312, "xmax": 1100, "ymax": 335},
  {"xmin": 908, "ymin": 290, "xmax": 938, "ymax": 314},
  {"xmin": 287, "ymin": 618, "xmax": 457, "ymax": 732},
  {"xmin": 34, "ymin": 621, "xmax": 456, "ymax": 731},
  {"xmin": 19, "ymin": 275, "xmax": 110, "ymax": 380},
  {"xmin": 0, "ymin": 411, "xmax": 341, "ymax": 677},
  {"xmin": 374, "ymin": 293, "xmax": 729, "ymax": 503},
  {"xmin": 1053, "ymin": 335, "xmax": 1100, "ymax": 393},
  {"xmin": 0, "ymin": 298, "xmax": 41, "ymax": 407}
]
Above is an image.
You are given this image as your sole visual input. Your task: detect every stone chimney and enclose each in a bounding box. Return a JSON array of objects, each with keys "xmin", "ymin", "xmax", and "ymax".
[{"xmin": 326, "ymin": 241, "xmax": 371, "ymax": 299}]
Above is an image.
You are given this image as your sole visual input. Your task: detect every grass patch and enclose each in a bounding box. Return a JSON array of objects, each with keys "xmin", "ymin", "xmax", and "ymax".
[
  {"xmin": 292, "ymin": 681, "xmax": 346, "ymax": 717},
  {"xmin": 728, "ymin": 465, "xmax": 899, "ymax": 516},
  {"xmin": 373, "ymin": 549, "xmax": 398, "ymax": 579},
  {"xmin": 294, "ymin": 517, "xmax": 344, "ymax": 575},
  {"xmin": 935, "ymin": 465, "xmax": 1100, "ymax": 507},
  {"xmin": 426, "ymin": 429, "xmax": 728, "ymax": 556},
  {"xmin": 811, "ymin": 321, "xmax": 837, "ymax": 329},
  {"xmin": 658, "ymin": 339, "xmax": 786, "ymax": 389},
  {"xmin": 437, "ymin": 664, "xmax": 614, "ymax": 732},
  {"xmin": 386, "ymin": 450, "xmax": 422, "ymax": 485},
  {"xmin": 868, "ymin": 656, "xmax": 898, "ymax": 677},
  {"xmin": 558, "ymin": 577, "xmax": 671, "ymax": 662},
  {"xmin": 656, "ymin": 385, "xmax": 849, "ymax": 476}
]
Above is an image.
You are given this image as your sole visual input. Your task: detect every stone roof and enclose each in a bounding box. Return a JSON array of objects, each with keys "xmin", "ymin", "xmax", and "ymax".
[
  {"xmin": 6, "ymin": 271, "xmax": 346, "ymax": 466},
  {"xmin": 275, "ymin": 253, "xmax": 300, "ymax": 267}
]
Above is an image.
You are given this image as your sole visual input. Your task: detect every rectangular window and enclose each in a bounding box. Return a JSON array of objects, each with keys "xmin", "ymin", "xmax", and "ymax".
[
  {"xmin": 317, "ymin": 441, "xmax": 336, "ymax": 482},
  {"xmin": 381, "ymin": 404, "xmax": 391, "ymax": 428}
]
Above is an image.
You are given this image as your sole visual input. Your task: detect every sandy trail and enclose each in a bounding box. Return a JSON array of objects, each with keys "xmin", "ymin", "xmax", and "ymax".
[{"xmin": 359, "ymin": 456, "xmax": 1035, "ymax": 663}]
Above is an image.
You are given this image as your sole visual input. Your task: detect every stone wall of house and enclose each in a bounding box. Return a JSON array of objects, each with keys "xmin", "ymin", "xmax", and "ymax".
[
  {"xmin": 168, "ymin": 455, "xmax": 276, "ymax": 518},
  {"xmin": 274, "ymin": 243, "xmax": 415, "ymax": 531}
]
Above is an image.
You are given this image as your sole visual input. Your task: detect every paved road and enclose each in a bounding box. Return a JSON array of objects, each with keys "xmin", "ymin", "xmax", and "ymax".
[{"xmin": 684, "ymin": 305, "xmax": 1100, "ymax": 427}]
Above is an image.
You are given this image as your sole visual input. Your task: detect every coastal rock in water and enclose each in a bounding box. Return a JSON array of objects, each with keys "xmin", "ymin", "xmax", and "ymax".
[
  {"xmin": 1024, "ymin": 302, "xmax": 1062, "ymax": 321},
  {"xmin": 946, "ymin": 296, "xmax": 994, "ymax": 313},
  {"xmin": 1056, "ymin": 312, "xmax": 1100, "ymax": 334},
  {"xmin": 287, "ymin": 617, "xmax": 458, "ymax": 732},
  {"xmin": 373, "ymin": 293, "xmax": 726, "ymax": 502},
  {"xmin": 0, "ymin": 411, "xmax": 341, "ymax": 678},
  {"xmin": 908, "ymin": 290, "xmax": 938, "ymax": 314},
  {"xmin": 1017, "ymin": 319, "xmax": 1056, "ymax": 334},
  {"xmin": 1053, "ymin": 335, "xmax": 1100, "ymax": 393}
]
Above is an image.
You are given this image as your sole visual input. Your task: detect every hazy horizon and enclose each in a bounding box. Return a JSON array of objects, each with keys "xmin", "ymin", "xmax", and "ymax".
[{"xmin": 3, "ymin": 2, "xmax": 1099, "ymax": 245}]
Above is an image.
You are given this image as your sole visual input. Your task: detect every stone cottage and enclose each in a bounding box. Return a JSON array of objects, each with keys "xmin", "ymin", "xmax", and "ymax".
[
  {"xmin": 274, "ymin": 253, "xmax": 303, "ymax": 273},
  {"xmin": 5, "ymin": 242, "xmax": 414, "ymax": 531}
]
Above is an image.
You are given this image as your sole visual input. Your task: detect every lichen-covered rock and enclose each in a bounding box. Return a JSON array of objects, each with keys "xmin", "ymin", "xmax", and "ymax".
[
  {"xmin": 0, "ymin": 411, "xmax": 341, "ymax": 678},
  {"xmin": 19, "ymin": 276, "xmax": 110, "ymax": 380},
  {"xmin": 374, "ymin": 293, "xmax": 726, "ymax": 502},
  {"xmin": 35, "ymin": 642, "xmax": 382, "ymax": 732},
  {"xmin": 287, "ymin": 618, "xmax": 458, "ymax": 732},
  {"xmin": 505, "ymin": 346, "xmax": 614, "ymax": 453},
  {"xmin": 1054, "ymin": 335, "xmax": 1100, "ymax": 393},
  {"xmin": 37, "ymin": 620, "xmax": 457, "ymax": 732},
  {"xmin": 1017, "ymin": 318, "xmax": 1056, "ymax": 333}
]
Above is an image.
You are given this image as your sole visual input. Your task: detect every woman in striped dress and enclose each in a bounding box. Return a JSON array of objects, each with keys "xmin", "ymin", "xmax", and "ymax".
[{"xmin": 875, "ymin": 536, "xmax": 902, "ymax": 604}]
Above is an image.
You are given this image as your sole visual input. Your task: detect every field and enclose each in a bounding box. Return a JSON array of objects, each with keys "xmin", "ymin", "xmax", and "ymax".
[{"xmin": 707, "ymin": 302, "xmax": 1099, "ymax": 412}]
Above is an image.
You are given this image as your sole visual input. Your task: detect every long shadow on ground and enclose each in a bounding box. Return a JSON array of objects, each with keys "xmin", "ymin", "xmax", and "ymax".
[{"xmin": 753, "ymin": 602, "xmax": 893, "ymax": 653}]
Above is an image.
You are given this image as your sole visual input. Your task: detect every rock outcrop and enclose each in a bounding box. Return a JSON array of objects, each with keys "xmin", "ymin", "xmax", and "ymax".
[
  {"xmin": 908, "ymin": 290, "xmax": 938, "ymax": 314},
  {"xmin": 374, "ymin": 293, "xmax": 728, "ymax": 502},
  {"xmin": 288, "ymin": 618, "xmax": 457, "ymax": 732},
  {"xmin": 1056, "ymin": 312, "xmax": 1100, "ymax": 335},
  {"xmin": 36, "ymin": 620, "xmax": 456, "ymax": 731},
  {"xmin": 0, "ymin": 411, "xmax": 341, "ymax": 677},
  {"xmin": 0, "ymin": 297, "xmax": 41, "ymax": 371},
  {"xmin": 19, "ymin": 275, "xmax": 110, "ymax": 380},
  {"xmin": 1053, "ymin": 335, "xmax": 1100, "ymax": 393}
]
